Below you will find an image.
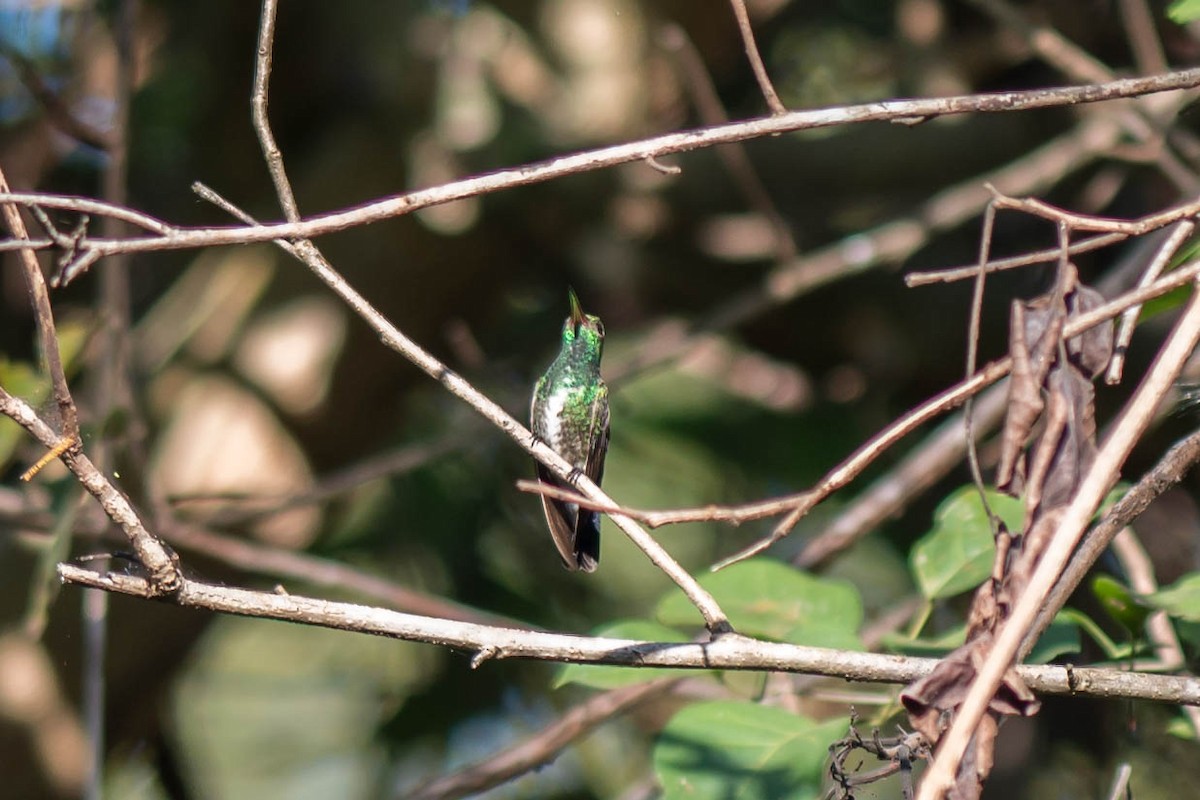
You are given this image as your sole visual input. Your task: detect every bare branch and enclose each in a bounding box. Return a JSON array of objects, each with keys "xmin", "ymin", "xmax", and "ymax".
[
  {"xmin": 55, "ymin": 563, "xmax": 1200, "ymax": 708},
  {"xmin": 795, "ymin": 382, "xmax": 1010, "ymax": 568},
  {"xmin": 0, "ymin": 68, "xmax": 1194, "ymax": 281},
  {"xmin": 227, "ymin": 1, "xmax": 732, "ymax": 630},
  {"xmin": 208, "ymin": 183, "xmax": 733, "ymax": 629},
  {"xmin": 906, "ymin": 232, "xmax": 1127, "ymax": 285}
]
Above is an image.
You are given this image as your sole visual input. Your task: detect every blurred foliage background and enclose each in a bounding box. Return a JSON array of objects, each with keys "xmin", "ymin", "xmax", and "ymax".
[{"xmin": 1, "ymin": 0, "xmax": 1200, "ymax": 798}]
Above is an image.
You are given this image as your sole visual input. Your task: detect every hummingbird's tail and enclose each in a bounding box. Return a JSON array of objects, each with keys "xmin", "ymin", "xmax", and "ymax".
[
  {"xmin": 535, "ymin": 463, "xmax": 601, "ymax": 572},
  {"xmin": 573, "ymin": 510, "xmax": 600, "ymax": 573}
]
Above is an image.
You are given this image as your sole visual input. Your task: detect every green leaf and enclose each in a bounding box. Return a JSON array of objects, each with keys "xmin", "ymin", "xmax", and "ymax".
[
  {"xmin": 1056, "ymin": 608, "xmax": 1132, "ymax": 660},
  {"xmin": 654, "ymin": 701, "xmax": 843, "ymax": 800},
  {"xmin": 1147, "ymin": 572, "xmax": 1200, "ymax": 622},
  {"xmin": 909, "ymin": 486, "xmax": 1023, "ymax": 600},
  {"xmin": 1091, "ymin": 575, "xmax": 1151, "ymax": 635},
  {"xmin": 554, "ymin": 620, "xmax": 701, "ymax": 690},
  {"xmin": 1138, "ymin": 284, "xmax": 1191, "ymax": 323},
  {"xmin": 656, "ymin": 559, "xmax": 863, "ymax": 649},
  {"xmin": 1097, "ymin": 484, "xmax": 1129, "ymax": 517},
  {"xmin": 1026, "ymin": 614, "xmax": 1082, "ymax": 664},
  {"xmin": 0, "ymin": 358, "xmax": 48, "ymax": 469},
  {"xmin": 881, "ymin": 614, "xmax": 1080, "ymax": 663},
  {"xmin": 880, "ymin": 623, "xmax": 966, "ymax": 656},
  {"xmin": 0, "ymin": 320, "xmax": 90, "ymax": 470},
  {"xmin": 1169, "ymin": 0, "xmax": 1200, "ymax": 24},
  {"xmin": 1168, "ymin": 713, "xmax": 1199, "ymax": 740},
  {"xmin": 23, "ymin": 481, "xmax": 83, "ymax": 638}
]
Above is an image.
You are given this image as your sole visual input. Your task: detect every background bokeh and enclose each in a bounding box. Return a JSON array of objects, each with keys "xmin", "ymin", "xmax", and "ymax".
[{"xmin": 2, "ymin": 1, "xmax": 1199, "ymax": 798}]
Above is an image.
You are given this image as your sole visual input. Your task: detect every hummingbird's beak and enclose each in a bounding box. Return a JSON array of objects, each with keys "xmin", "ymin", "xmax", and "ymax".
[{"xmin": 568, "ymin": 289, "xmax": 586, "ymax": 329}]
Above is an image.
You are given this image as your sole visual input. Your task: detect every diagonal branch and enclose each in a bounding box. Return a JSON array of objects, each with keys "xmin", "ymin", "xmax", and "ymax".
[
  {"xmin": 0, "ymin": 389, "xmax": 180, "ymax": 592},
  {"xmin": 191, "ymin": 180, "xmax": 730, "ymax": 632},
  {"xmin": 233, "ymin": 0, "xmax": 729, "ymax": 631},
  {"xmin": 0, "ymin": 165, "xmax": 78, "ymax": 441}
]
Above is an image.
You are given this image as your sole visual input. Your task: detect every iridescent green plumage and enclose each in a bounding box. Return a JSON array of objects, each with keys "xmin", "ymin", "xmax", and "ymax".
[{"xmin": 530, "ymin": 290, "xmax": 609, "ymax": 572}]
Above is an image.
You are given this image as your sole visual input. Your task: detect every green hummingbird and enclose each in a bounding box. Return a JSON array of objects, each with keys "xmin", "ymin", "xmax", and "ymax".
[{"xmin": 530, "ymin": 289, "xmax": 610, "ymax": 572}]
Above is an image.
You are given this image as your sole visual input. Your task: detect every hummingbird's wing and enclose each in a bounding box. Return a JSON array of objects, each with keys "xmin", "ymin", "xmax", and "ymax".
[
  {"xmin": 571, "ymin": 392, "xmax": 609, "ymax": 572},
  {"xmin": 535, "ymin": 462, "xmax": 590, "ymax": 568}
]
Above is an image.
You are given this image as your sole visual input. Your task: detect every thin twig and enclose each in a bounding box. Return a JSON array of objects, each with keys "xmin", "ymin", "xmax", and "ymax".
[
  {"xmin": 962, "ymin": 201, "xmax": 997, "ymax": 524},
  {"xmin": 917, "ymin": 277, "xmax": 1200, "ymax": 800},
  {"xmin": 795, "ymin": 381, "xmax": 1010, "ymax": 568},
  {"xmin": 0, "ymin": 166, "xmax": 78, "ymax": 439},
  {"xmin": 195, "ymin": 181, "xmax": 731, "ymax": 630},
  {"xmin": 906, "ymin": 232, "xmax": 1127, "ymax": 286},
  {"xmin": 1105, "ymin": 220, "xmax": 1195, "ymax": 384},
  {"xmin": 659, "ymin": 23, "xmax": 796, "ymax": 260},
  {"xmin": 727, "ymin": 0, "xmax": 786, "ymax": 115},
  {"xmin": 0, "ymin": 191, "xmax": 175, "ymax": 235},
  {"xmin": 988, "ymin": 188, "xmax": 1200, "ymax": 235},
  {"xmin": 251, "ymin": 0, "xmax": 301, "ymax": 224}
]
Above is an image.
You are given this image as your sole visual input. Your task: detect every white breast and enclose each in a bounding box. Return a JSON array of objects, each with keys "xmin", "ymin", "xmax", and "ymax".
[{"xmin": 542, "ymin": 391, "xmax": 568, "ymax": 450}]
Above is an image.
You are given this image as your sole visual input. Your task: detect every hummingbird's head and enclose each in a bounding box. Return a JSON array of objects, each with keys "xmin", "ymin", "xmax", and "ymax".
[{"xmin": 562, "ymin": 288, "xmax": 604, "ymax": 357}]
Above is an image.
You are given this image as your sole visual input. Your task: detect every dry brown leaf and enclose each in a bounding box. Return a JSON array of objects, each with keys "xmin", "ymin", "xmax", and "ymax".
[{"xmin": 904, "ymin": 264, "xmax": 1110, "ymax": 796}]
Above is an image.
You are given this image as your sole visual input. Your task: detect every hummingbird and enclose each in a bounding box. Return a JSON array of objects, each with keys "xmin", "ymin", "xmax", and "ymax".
[{"xmin": 530, "ymin": 289, "xmax": 610, "ymax": 572}]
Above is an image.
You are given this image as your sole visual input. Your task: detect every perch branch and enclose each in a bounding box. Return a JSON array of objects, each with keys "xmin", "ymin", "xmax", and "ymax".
[{"xmin": 55, "ymin": 563, "xmax": 1200, "ymax": 707}]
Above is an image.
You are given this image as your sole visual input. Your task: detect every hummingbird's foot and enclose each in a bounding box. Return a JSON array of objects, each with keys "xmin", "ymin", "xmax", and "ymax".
[{"xmin": 567, "ymin": 466, "xmax": 584, "ymax": 484}]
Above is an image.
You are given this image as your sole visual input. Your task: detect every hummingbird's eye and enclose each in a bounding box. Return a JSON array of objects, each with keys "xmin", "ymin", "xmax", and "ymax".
[{"xmin": 595, "ymin": 321, "xmax": 605, "ymax": 336}]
